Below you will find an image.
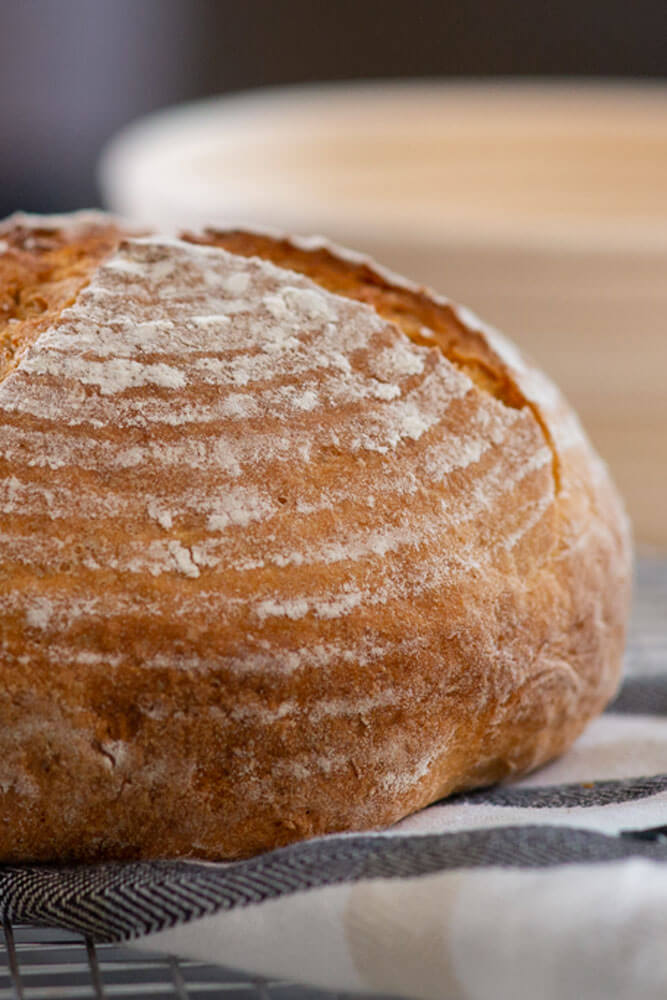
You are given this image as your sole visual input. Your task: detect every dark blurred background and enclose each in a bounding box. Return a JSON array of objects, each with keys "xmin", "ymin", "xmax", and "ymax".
[{"xmin": 1, "ymin": 0, "xmax": 665, "ymax": 217}]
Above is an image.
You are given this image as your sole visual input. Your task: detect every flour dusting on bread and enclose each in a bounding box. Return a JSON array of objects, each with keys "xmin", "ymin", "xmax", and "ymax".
[{"xmin": 0, "ymin": 215, "xmax": 631, "ymax": 862}]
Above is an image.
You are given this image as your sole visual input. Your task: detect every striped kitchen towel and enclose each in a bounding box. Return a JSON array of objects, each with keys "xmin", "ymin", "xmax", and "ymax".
[{"xmin": 1, "ymin": 559, "xmax": 666, "ymax": 1000}]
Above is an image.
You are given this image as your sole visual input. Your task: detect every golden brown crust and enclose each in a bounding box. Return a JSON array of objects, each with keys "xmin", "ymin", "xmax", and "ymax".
[
  {"xmin": 185, "ymin": 228, "xmax": 561, "ymax": 484},
  {"xmin": 184, "ymin": 229, "xmax": 524, "ymax": 400},
  {"xmin": 0, "ymin": 215, "xmax": 631, "ymax": 862},
  {"xmin": 0, "ymin": 213, "xmax": 132, "ymax": 382}
]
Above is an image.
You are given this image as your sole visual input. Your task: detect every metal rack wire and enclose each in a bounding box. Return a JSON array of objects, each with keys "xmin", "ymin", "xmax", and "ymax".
[{"xmin": 1, "ymin": 920, "xmax": 355, "ymax": 1000}]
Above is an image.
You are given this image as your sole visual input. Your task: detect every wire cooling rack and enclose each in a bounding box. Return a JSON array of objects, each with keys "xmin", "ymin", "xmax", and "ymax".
[{"xmin": 0, "ymin": 920, "xmax": 365, "ymax": 1000}]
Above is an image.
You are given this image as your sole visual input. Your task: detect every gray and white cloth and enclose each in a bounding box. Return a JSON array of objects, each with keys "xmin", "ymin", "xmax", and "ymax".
[{"xmin": 2, "ymin": 559, "xmax": 666, "ymax": 1000}]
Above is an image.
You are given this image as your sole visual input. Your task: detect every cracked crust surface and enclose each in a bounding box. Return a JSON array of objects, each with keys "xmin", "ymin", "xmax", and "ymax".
[{"xmin": 0, "ymin": 213, "xmax": 631, "ymax": 861}]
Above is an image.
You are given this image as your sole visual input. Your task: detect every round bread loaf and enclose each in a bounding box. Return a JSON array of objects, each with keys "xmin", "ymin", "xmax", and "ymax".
[{"xmin": 0, "ymin": 212, "xmax": 631, "ymax": 862}]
